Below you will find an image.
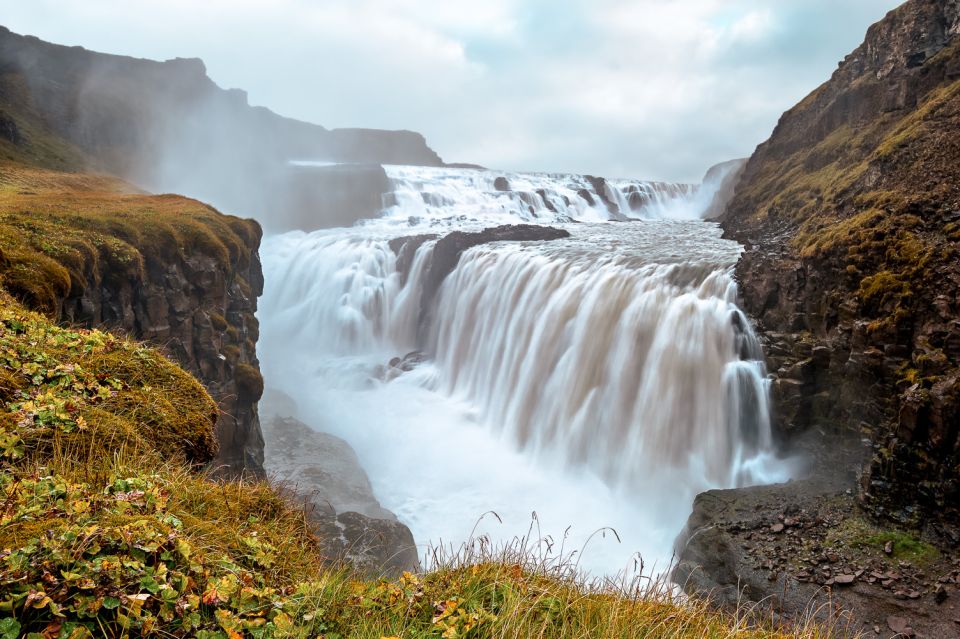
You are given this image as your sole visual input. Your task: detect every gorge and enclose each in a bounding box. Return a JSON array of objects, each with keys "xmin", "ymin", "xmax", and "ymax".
[{"xmin": 1, "ymin": 1, "xmax": 959, "ymax": 636}]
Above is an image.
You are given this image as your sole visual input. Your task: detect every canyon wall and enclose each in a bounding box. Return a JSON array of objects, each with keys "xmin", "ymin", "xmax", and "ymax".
[
  {"xmin": 722, "ymin": 0, "xmax": 960, "ymax": 523},
  {"xmin": 0, "ymin": 168, "xmax": 267, "ymax": 477},
  {"xmin": 59, "ymin": 218, "xmax": 266, "ymax": 477}
]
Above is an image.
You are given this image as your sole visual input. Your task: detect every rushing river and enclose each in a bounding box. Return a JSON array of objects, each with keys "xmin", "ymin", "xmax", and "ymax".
[{"xmin": 257, "ymin": 164, "xmax": 791, "ymax": 579}]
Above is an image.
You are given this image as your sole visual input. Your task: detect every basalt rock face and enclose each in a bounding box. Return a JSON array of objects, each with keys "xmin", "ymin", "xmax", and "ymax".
[
  {"xmin": 0, "ymin": 25, "xmax": 443, "ymax": 230},
  {"xmin": 59, "ymin": 218, "xmax": 266, "ymax": 477},
  {"xmin": 721, "ymin": 0, "xmax": 960, "ymax": 525}
]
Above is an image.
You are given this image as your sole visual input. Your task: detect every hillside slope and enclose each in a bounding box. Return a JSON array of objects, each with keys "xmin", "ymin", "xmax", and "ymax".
[
  {"xmin": 0, "ymin": 163, "xmax": 266, "ymax": 476},
  {"xmin": 675, "ymin": 4, "xmax": 960, "ymax": 634}
]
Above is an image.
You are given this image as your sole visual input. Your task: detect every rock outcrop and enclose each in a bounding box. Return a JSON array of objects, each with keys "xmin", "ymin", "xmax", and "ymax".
[
  {"xmin": 60, "ymin": 226, "xmax": 266, "ymax": 477},
  {"xmin": 389, "ymin": 224, "xmax": 571, "ymax": 340},
  {"xmin": 0, "ymin": 167, "xmax": 266, "ymax": 477},
  {"xmin": 260, "ymin": 391, "xmax": 419, "ymax": 576},
  {"xmin": 0, "ymin": 25, "xmax": 443, "ymax": 230}
]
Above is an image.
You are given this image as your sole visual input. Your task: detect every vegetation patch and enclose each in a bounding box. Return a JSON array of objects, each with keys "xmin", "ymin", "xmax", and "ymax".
[
  {"xmin": 825, "ymin": 516, "xmax": 939, "ymax": 566},
  {"xmin": 0, "ymin": 164, "xmax": 260, "ymax": 316},
  {"xmin": 0, "ymin": 294, "xmax": 218, "ymax": 466},
  {"xmin": 234, "ymin": 364, "xmax": 264, "ymax": 402}
]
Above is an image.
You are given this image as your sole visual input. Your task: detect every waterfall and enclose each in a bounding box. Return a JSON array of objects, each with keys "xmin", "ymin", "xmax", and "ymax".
[
  {"xmin": 374, "ymin": 165, "xmax": 704, "ymax": 227},
  {"xmin": 258, "ymin": 217, "xmax": 791, "ymax": 577},
  {"xmin": 429, "ymin": 246, "xmax": 774, "ymax": 491}
]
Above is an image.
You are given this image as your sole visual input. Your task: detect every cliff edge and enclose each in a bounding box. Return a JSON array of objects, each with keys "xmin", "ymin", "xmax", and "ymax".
[
  {"xmin": 0, "ymin": 163, "xmax": 266, "ymax": 476},
  {"xmin": 0, "ymin": 25, "xmax": 443, "ymax": 230}
]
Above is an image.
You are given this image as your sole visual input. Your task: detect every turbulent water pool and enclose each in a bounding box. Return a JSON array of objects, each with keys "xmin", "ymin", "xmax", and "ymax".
[{"xmin": 257, "ymin": 165, "xmax": 793, "ymax": 580}]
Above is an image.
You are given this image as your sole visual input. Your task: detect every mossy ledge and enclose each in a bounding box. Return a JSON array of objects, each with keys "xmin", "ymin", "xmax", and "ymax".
[{"xmin": 0, "ymin": 163, "xmax": 265, "ymax": 477}]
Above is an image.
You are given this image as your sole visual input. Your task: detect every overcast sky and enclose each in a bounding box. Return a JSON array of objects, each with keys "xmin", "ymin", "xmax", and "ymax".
[{"xmin": 2, "ymin": 0, "xmax": 902, "ymax": 182}]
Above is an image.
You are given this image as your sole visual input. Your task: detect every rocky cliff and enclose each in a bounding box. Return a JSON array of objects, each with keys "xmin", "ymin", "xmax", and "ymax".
[
  {"xmin": 722, "ymin": 0, "xmax": 960, "ymax": 525},
  {"xmin": 0, "ymin": 25, "xmax": 443, "ymax": 230},
  {"xmin": 0, "ymin": 164, "xmax": 266, "ymax": 477},
  {"xmin": 677, "ymin": 0, "xmax": 960, "ymax": 633},
  {"xmin": 260, "ymin": 391, "xmax": 419, "ymax": 576}
]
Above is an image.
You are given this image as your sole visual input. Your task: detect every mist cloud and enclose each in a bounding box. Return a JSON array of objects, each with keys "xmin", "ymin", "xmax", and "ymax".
[{"xmin": 1, "ymin": 0, "xmax": 901, "ymax": 181}]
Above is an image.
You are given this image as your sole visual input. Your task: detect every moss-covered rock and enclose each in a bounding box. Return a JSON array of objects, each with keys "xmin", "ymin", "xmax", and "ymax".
[{"xmin": 0, "ymin": 164, "xmax": 266, "ymax": 478}]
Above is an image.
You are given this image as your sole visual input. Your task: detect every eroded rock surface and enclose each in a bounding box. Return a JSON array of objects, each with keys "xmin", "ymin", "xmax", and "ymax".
[
  {"xmin": 57, "ymin": 215, "xmax": 266, "ymax": 477},
  {"xmin": 721, "ymin": 0, "xmax": 960, "ymax": 527},
  {"xmin": 261, "ymin": 390, "xmax": 419, "ymax": 577},
  {"xmin": 389, "ymin": 224, "xmax": 571, "ymax": 340}
]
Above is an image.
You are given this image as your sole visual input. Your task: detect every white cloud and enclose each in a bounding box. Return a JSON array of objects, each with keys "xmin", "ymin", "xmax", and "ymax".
[{"xmin": 0, "ymin": 0, "xmax": 902, "ymax": 181}]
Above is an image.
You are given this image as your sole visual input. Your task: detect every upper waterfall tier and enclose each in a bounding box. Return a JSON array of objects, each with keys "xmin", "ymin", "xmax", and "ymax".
[{"xmin": 377, "ymin": 165, "xmax": 701, "ymax": 228}]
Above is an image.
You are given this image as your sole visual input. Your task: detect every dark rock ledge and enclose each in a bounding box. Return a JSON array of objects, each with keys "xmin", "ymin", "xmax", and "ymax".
[
  {"xmin": 674, "ymin": 430, "xmax": 960, "ymax": 638},
  {"xmin": 260, "ymin": 390, "xmax": 419, "ymax": 577},
  {"xmin": 389, "ymin": 224, "xmax": 571, "ymax": 342}
]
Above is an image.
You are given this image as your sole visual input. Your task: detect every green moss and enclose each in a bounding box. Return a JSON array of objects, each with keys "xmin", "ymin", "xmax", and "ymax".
[
  {"xmin": 208, "ymin": 312, "xmax": 228, "ymax": 332},
  {"xmin": 858, "ymin": 270, "xmax": 907, "ymax": 308},
  {"xmin": 826, "ymin": 516, "xmax": 940, "ymax": 565},
  {"xmin": 862, "ymin": 531, "xmax": 940, "ymax": 563},
  {"xmin": 234, "ymin": 363, "xmax": 264, "ymax": 401}
]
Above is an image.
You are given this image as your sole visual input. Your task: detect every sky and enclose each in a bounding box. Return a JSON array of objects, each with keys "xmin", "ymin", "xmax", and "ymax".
[{"xmin": 2, "ymin": 0, "xmax": 903, "ymax": 182}]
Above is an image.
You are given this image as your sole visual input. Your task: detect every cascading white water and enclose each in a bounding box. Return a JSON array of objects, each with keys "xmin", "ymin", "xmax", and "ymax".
[
  {"xmin": 259, "ymin": 196, "xmax": 793, "ymax": 577},
  {"xmin": 374, "ymin": 165, "xmax": 699, "ymax": 227},
  {"xmin": 428, "ymin": 243, "xmax": 774, "ymax": 492}
]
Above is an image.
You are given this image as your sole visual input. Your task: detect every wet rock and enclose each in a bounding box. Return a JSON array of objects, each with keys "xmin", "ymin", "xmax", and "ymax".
[
  {"xmin": 382, "ymin": 351, "xmax": 428, "ymax": 381},
  {"xmin": 493, "ymin": 176, "xmax": 511, "ymax": 191},
  {"xmin": 388, "ymin": 233, "xmax": 438, "ymax": 286},
  {"xmin": 584, "ymin": 175, "xmax": 619, "ymax": 216},
  {"xmin": 260, "ymin": 397, "xmax": 419, "ymax": 577},
  {"xmin": 577, "ymin": 188, "xmax": 596, "ymax": 206}
]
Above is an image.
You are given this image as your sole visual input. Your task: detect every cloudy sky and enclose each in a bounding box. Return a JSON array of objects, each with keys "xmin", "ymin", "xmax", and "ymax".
[{"xmin": 2, "ymin": 0, "xmax": 902, "ymax": 182}]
